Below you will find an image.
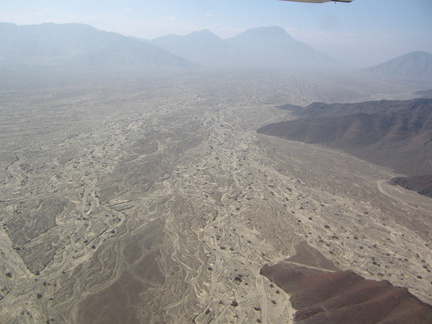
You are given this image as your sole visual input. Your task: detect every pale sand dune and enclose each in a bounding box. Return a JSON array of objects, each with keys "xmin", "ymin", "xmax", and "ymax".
[{"xmin": 0, "ymin": 71, "xmax": 430, "ymax": 323}]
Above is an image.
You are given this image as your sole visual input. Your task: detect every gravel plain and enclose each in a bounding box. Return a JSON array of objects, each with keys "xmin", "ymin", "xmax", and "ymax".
[{"xmin": 0, "ymin": 70, "xmax": 430, "ymax": 323}]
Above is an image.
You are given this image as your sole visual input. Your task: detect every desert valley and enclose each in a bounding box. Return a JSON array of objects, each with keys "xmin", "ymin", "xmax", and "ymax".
[{"xmin": 0, "ymin": 22, "xmax": 432, "ymax": 323}]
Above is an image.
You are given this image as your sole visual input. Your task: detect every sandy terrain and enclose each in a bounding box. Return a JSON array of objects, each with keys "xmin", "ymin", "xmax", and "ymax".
[{"xmin": 0, "ymin": 70, "xmax": 430, "ymax": 323}]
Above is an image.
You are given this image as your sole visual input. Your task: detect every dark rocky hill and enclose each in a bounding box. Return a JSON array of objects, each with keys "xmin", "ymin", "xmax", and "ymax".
[
  {"xmin": 261, "ymin": 262, "xmax": 432, "ymax": 324},
  {"xmin": 390, "ymin": 175, "xmax": 432, "ymax": 198},
  {"xmin": 291, "ymin": 99, "xmax": 431, "ymax": 119},
  {"xmin": 258, "ymin": 99, "xmax": 432, "ymax": 197},
  {"xmin": 258, "ymin": 99, "xmax": 432, "ymax": 177},
  {"xmin": 261, "ymin": 242, "xmax": 432, "ymax": 323}
]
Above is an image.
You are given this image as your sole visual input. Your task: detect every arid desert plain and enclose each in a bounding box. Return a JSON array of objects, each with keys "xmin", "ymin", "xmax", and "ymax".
[{"xmin": 0, "ymin": 69, "xmax": 431, "ymax": 323}]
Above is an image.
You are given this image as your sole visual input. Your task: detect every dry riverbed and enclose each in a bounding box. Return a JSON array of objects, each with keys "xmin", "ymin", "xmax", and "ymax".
[{"xmin": 0, "ymin": 71, "xmax": 430, "ymax": 323}]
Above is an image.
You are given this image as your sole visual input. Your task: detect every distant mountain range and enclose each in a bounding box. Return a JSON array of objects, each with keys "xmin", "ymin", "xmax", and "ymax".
[
  {"xmin": 0, "ymin": 23, "xmax": 336, "ymax": 70},
  {"xmin": 258, "ymin": 99, "xmax": 432, "ymax": 178},
  {"xmin": 1, "ymin": 22, "xmax": 431, "ymax": 74},
  {"xmin": 364, "ymin": 51, "xmax": 432, "ymax": 80},
  {"xmin": 150, "ymin": 30, "xmax": 230, "ymax": 67},
  {"xmin": 0, "ymin": 22, "xmax": 194, "ymax": 69},
  {"xmin": 151, "ymin": 26, "xmax": 336, "ymax": 68}
]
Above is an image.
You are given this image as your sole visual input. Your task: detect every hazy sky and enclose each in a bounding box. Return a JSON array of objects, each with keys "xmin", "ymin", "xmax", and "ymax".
[{"xmin": 1, "ymin": 0, "xmax": 431, "ymax": 66}]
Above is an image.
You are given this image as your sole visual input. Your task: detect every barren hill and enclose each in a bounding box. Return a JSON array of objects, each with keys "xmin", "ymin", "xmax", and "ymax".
[
  {"xmin": 390, "ymin": 175, "xmax": 432, "ymax": 198},
  {"xmin": 261, "ymin": 262, "xmax": 432, "ymax": 324},
  {"xmin": 364, "ymin": 51, "xmax": 432, "ymax": 80},
  {"xmin": 258, "ymin": 99, "xmax": 432, "ymax": 176}
]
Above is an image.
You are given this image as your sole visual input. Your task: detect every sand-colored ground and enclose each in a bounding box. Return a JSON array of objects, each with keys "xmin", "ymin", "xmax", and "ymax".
[{"xmin": 0, "ymin": 70, "xmax": 430, "ymax": 323}]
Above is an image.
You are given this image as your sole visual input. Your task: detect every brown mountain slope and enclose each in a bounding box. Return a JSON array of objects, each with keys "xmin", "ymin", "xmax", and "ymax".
[
  {"xmin": 258, "ymin": 99, "xmax": 432, "ymax": 177},
  {"xmin": 292, "ymin": 98, "xmax": 432, "ymax": 119},
  {"xmin": 390, "ymin": 175, "xmax": 432, "ymax": 198},
  {"xmin": 261, "ymin": 263, "xmax": 432, "ymax": 324}
]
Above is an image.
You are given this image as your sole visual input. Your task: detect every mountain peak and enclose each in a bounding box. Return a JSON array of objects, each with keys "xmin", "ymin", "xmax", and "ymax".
[
  {"xmin": 224, "ymin": 26, "xmax": 334, "ymax": 68},
  {"xmin": 190, "ymin": 29, "xmax": 215, "ymax": 36},
  {"xmin": 229, "ymin": 26, "xmax": 293, "ymax": 40},
  {"xmin": 152, "ymin": 25, "xmax": 335, "ymax": 68},
  {"xmin": 186, "ymin": 29, "xmax": 223, "ymax": 41},
  {"xmin": 364, "ymin": 51, "xmax": 432, "ymax": 79},
  {"xmin": 408, "ymin": 50, "xmax": 432, "ymax": 57},
  {"xmin": 0, "ymin": 22, "xmax": 194, "ymax": 69}
]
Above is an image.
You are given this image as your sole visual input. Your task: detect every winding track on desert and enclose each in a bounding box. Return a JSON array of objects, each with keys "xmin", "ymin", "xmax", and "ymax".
[{"xmin": 0, "ymin": 71, "xmax": 431, "ymax": 323}]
